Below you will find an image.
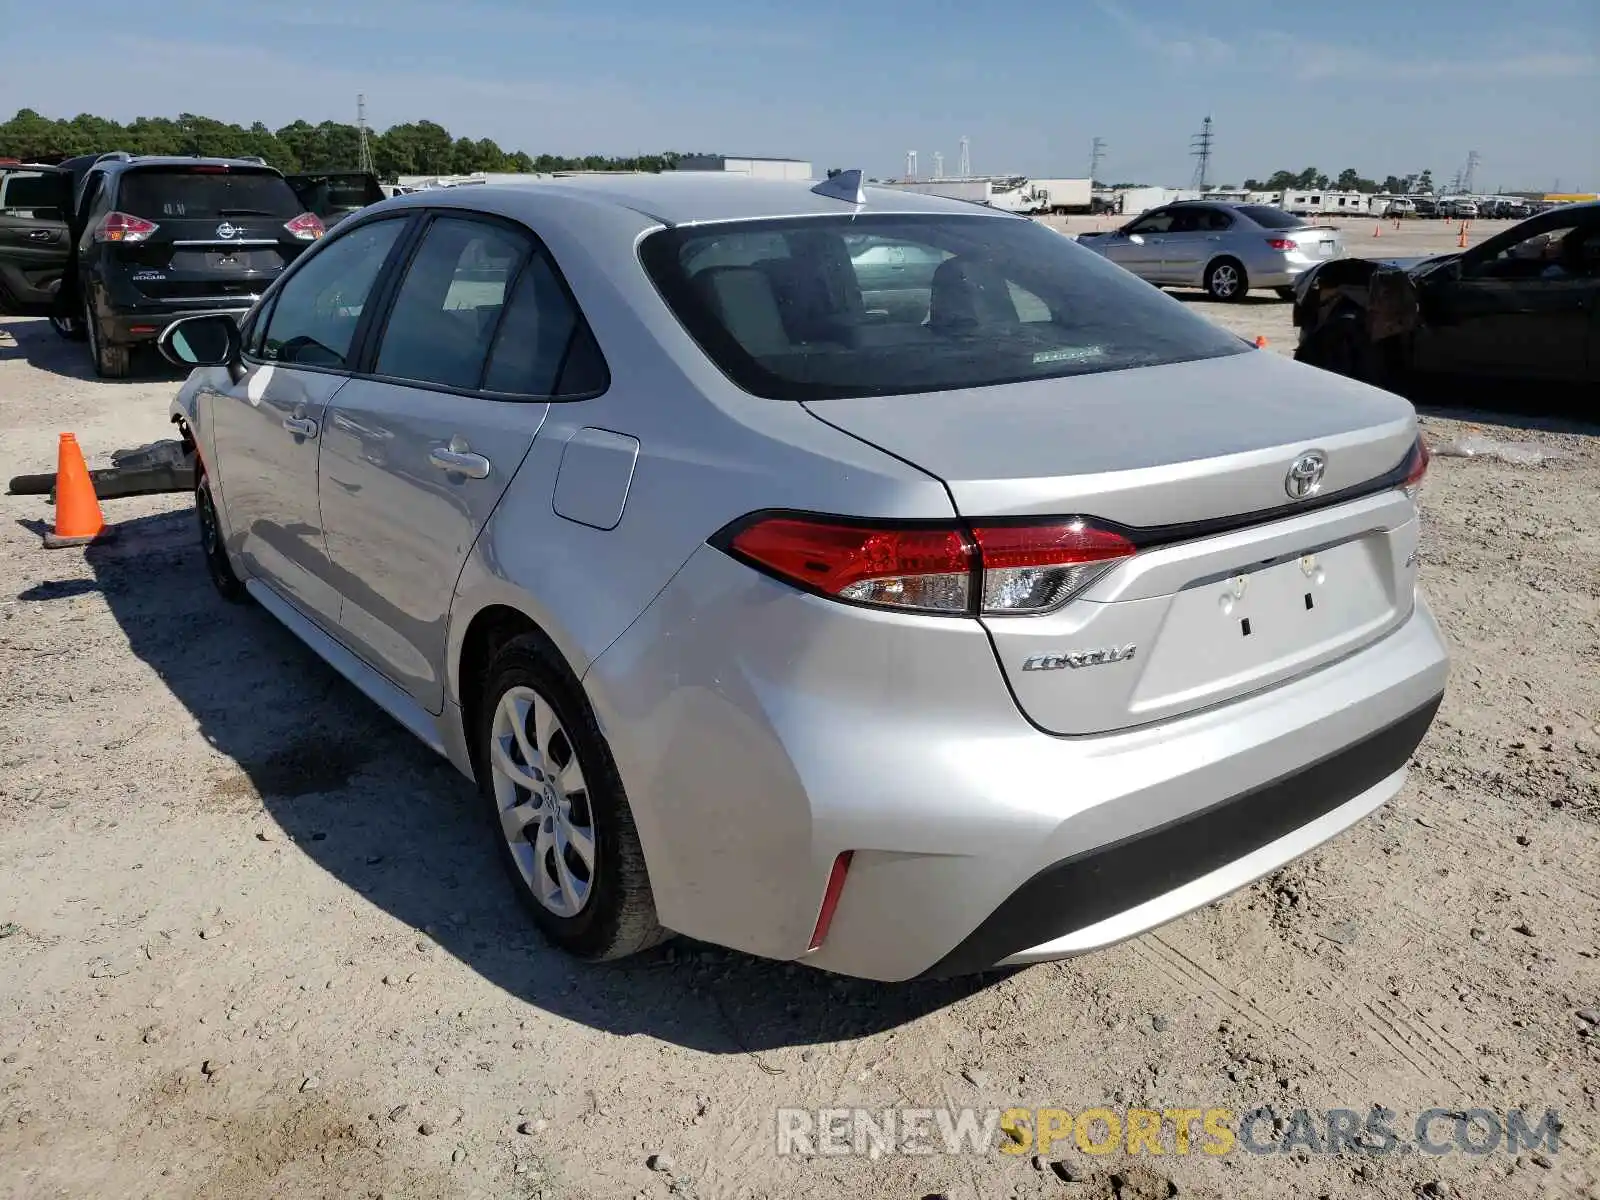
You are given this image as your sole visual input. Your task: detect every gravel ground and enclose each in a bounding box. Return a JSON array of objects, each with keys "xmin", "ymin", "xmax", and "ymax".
[{"xmin": 1, "ymin": 245, "xmax": 1597, "ymax": 1200}]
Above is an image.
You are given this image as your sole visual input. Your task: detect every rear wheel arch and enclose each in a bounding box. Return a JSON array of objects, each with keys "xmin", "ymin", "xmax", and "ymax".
[{"xmin": 456, "ymin": 604, "xmax": 565, "ymax": 783}]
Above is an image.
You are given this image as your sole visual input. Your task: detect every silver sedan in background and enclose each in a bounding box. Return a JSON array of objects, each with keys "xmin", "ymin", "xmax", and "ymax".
[{"xmin": 1079, "ymin": 201, "xmax": 1345, "ymax": 301}]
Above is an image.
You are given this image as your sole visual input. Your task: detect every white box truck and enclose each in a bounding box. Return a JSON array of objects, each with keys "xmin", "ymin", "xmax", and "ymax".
[{"xmin": 1023, "ymin": 178, "xmax": 1093, "ymax": 214}]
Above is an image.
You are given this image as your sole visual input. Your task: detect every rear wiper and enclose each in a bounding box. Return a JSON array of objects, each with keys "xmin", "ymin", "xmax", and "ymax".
[{"xmin": 217, "ymin": 208, "xmax": 277, "ymax": 217}]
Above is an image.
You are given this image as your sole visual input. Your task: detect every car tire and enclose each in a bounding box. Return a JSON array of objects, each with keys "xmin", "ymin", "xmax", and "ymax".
[
  {"xmin": 1274, "ymin": 287, "xmax": 1297, "ymax": 302},
  {"xmin": 1204, "ymin": 258, "xmax": 1248, "ymax": 302},
  {"xmin": 83, "ymin": 294, "xmax": 131, "ymax": 379},
  {"xmin": 476, "ymin": 633, "xmax": 668, "ymax": 962},
  {"xmin": 196, "ymin": 469, "xmax": 246, "ymax": 602}
]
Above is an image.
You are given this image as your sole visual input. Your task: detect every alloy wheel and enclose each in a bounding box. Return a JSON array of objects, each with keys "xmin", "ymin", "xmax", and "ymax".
[
  {"xmin": 488, "ymin": 685, "xmax": 596, "ymax": 918},
  {"xmin": 1210, "ymin": 263, "xmax": 1240, "ymax": 298}
]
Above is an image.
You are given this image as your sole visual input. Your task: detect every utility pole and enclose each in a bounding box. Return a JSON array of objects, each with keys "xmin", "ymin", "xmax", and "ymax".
[
  {"xmin": 958, "ymin": 136, "xmax": 970, "ymax": 179},
  {"xmin": 1189, "ymin": 115, "xmax": 1214, "ymax": 191},
  {"xmin": 905, "ymin": 150, "xmax": 918, "ymax": 181},
  {"xmin": 357, "ymin": 93, "xmax": 375, "ymax": 175},
  {"xmin": 933, "ymin": 151, "xmax": 944, "ymax": 180},
  {"xmin": 1089, "ymin": 136, "xmax": 1106, "ymax": 184},
  {"xmin": 1462, "ymin": 149, "xmax": 1480, "ymax": 195}
]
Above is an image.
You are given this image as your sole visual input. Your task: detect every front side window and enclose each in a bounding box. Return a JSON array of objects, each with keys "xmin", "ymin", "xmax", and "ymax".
[
  {"xmin": 0, "ymin": 170, "xmax": 66, "ymax": 221},
  {"xmin": 1126, "ymin": 210, "xmax": 1174, "ymax": 234},
  {"xmin": 258, "ymin": 218, "xmax": 405, "ymax": 367},
  {"xmin": 373, "ymin": 216, "xmax": 528, "ymax": 390},
  {"xmin": 1472, "ymin": 221, "xmax": 1600, "ymax": 281},
  {"xmin": 641, "ymin": 213, "xmax": 1249, "ymax": 401}
]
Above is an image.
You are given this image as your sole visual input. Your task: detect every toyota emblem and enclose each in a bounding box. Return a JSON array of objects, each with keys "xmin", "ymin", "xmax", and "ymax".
[{"xmin": 1285, "ymin": 451, "xmax": 1327, "ymax": 500}]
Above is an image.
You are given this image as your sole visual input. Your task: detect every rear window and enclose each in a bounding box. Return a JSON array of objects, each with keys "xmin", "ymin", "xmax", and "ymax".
[
  {"xmin": 640, "ymin": 214, "xmax": 1248, "ymax": 401},
  {"xmin": 117, "ymin": 168, "xmax": 302, "ymax": 220},
  {"xmin": 1239, "ymin": 205, "xmax": 1306, "ymax": 229},
  {"xmin": 0, "ymin": 170, "xmax": 65, "ymax": 219}
]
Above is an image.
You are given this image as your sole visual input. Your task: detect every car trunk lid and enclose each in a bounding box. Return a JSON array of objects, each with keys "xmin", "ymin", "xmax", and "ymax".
[{"xmin": 803, "ymin": 349, "xmax": 1422, "ymax": 734}]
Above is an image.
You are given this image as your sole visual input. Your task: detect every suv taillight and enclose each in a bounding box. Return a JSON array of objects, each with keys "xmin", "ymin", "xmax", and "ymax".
[
  {"xmin": 95, "ymin": 212, "xmax": 159, "ymax": 243},
  {"xmin": 719, "ymin": 514, "xmax": 1134, "ymax": 616},
  {"xmin": 1402, "ymin": 436, "xmax": 1429, "ymax": 502},
  {"xmin": 284, "ymin": 212, "xmax": 325, "ymax": 241}
]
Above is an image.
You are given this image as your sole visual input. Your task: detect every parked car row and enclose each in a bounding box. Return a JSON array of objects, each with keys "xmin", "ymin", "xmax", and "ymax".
[{"xmin": 0, "ymin": 152, "xmax": 385, "ymax": 377}]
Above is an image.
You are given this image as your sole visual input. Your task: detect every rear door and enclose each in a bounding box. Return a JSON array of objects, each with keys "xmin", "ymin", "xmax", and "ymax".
[
  {"xmin": 0, "ymin": 166, "xmax": 72, "ymax": 316},
  {"xmin": 104, "ymin": 165, "xmax": 315, "ymax": 308},
  {"xmin": 318, "ymin": 212, "xmax": 594, "ymax": 711},
  {"xmin": 1155, "ymin": 206, "xmax": 1213, "ymax": 284}
]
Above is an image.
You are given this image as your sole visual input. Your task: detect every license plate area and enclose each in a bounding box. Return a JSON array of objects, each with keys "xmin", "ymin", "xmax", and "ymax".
[{"xmin": 1130, "ymin": 535, "xmax": 1398, "ymax": 714}]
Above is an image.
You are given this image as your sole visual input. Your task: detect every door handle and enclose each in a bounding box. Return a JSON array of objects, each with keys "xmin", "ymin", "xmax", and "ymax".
[
  {"xmin": 282, "ymin": 416, "xmax": 318, "ymax": 438},
  {"xmin": 27, "ymin": 229, "xmax": 54, "ymax": 242},
  {"xmin": 429, "ymin": 445, "xmax": 491, "ymax": 479}
]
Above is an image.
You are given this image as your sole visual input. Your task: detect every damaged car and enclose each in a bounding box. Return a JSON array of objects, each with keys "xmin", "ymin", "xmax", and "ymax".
[{"xmin": 1292, "ymin": 201, "xmax": 1600, "ymax": 401}]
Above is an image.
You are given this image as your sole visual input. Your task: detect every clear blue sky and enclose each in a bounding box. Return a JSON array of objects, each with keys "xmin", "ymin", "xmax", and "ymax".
[{"xmin": 3, "ymin": 0, "xmax": 1595, "ymax": 190}]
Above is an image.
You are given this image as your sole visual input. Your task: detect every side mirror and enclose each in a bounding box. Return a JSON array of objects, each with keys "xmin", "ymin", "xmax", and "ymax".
[{"xmin": 158, "ymin": 314, "xmax": 241, "ymax": 370}]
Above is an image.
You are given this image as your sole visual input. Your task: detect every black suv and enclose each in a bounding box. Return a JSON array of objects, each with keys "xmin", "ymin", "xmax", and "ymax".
[{"xmin": 0, "ymin": 152, "xmax": 323, "ymax": 377}]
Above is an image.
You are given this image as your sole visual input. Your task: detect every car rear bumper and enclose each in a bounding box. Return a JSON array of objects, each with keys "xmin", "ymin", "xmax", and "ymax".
[
  {"xmin": 98, "ymin": 300, "xmax": 256, "ymax": 344},
  {"xmin": 585, "ymin": 544, "xmax": 1449, "ymax": 981}
]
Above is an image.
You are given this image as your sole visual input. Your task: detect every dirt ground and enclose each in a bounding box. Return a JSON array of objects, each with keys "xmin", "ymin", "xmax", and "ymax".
[{"xmin": 1, "ymin": 223, "xmax": 1597, "ymax": 1200}]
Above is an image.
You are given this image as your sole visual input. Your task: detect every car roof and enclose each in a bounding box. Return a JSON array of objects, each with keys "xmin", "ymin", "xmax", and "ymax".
[{"xmin": 395, "ymin": 172, "xmax": 1014, "ymax": 227}]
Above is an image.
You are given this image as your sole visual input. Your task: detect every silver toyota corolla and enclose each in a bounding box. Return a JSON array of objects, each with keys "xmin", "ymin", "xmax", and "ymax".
[
  {"xmin": 1078, "ymin": 200, "xmax": 1346, "ymax": 301},
  {"xmin": 161, "ymin": 171, "xmax": 1447, "ymax": 981}
]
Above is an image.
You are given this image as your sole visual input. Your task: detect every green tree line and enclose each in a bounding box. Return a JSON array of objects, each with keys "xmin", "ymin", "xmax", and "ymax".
[
  {"xmin": 1240, "ymin": 167, "xmax": 1435, "ymax": 194},
  {"xmin": 0, "ymin": 108, "xmax": 692, "ymax": 179}
]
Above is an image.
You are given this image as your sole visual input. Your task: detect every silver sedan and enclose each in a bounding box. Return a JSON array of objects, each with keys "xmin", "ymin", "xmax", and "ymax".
[
  {"xmin": 1079, "ymin": 201, "xmax": 1345, "ymax": 301},
  {"xmin": 158, "ymin": 173, "xmax": 1443, "ymax": 980}
]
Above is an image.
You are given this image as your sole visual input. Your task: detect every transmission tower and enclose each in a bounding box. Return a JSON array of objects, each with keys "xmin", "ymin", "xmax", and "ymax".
[
  {"xmin": 905, "ymin": 150, "xmax": 918, "ymax": 181},
  {"xmin": 1089, "ymin": 136, "xmax": 1106, "ymax": 183},
  {"xmin": 958, "ymin": 136, "xmax": 970, "ymax": 179},
  {"xmin": 357, "ymin": 93, "xmax": 375, "ymax": 175},
  {"xmin": 1462, "ymin": 150, "xmax": 1480, "ymax": 194},
  {"xmin": 1190, "ymin": 115, "xmax": 1214, "ymax": 190},
  {"xmin": 932, "ymin": 151, "xmax": 944, "ymax": 180}
]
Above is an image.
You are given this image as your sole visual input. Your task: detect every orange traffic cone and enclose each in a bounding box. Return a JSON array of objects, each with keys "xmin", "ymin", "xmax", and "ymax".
[
  {"xmin": 1372, "ymin": 222, "xmax": 1382, "ymax": 238},
  {"xmin": 1457, "ymin": 223, "xmax": 1468, "ymax": 248},
  {"xmin": 1254, "ymin": 335, "xmax": 1269, "ymax": 349},
  {"xmin": 43, "ymin": 433, "xmax": 110, "ymax": 549}
]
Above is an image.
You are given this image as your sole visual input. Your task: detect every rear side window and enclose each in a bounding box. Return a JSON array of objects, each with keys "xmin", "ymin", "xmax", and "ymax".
[
  {"xmin": 258, "ymin": 218, "xmax": 405, "ymax": 367},
  {"xmin": 482, "ymin": 253, "xmax": 607, "ymax": 396},
  {"xmin": 117, "ymin": 169, "xmax": 302, "ymax": 220},
  {"xmin": 640, "ymin": 213, "xmax": 1248, "ymax": 401},
  {"xmin": 1238, "ymin": 205, "xmax": 1306, "ymax": 230},
  {"xmin": 373, "ymin": 217, "xmax": 527, "ymax": 390}
]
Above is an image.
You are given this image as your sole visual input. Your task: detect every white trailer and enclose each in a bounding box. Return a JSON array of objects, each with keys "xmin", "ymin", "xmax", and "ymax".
[{"xmin": 1281, "ymin": 190, "xmax": 1368, "ymax": 216}]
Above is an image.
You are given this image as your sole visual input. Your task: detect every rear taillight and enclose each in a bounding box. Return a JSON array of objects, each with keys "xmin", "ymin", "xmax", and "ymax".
[
  {"xmin": 95, "ymin": 212, "xmax": 158, "ymax": 243},
  {"xmin": 1265, "ymin": 237, "xmax": 1297, "ymax": 251},
  {"xmin": 284, "ymin": 212, "xmax": 325, "ymax": 241},
  {"xmin": 1402, "ymin": 436, "xmax": 1429, "ymax": 502},
  {"xmin": 722, "ymin": 514, "xmax": 1134, "ymax": 616}
]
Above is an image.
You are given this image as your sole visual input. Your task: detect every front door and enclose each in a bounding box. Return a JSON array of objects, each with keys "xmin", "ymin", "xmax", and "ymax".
[
  {"xmin": 318, "ymin": 213, "xmax": 584, "ymax": 711},
  {"xmin": 0, "ymin": 166, "xmax": 71, "ymax": 316},
  {"xmin": 1413, "ymin": 214, "xmax": 1600, "ymax": 386},
  {"xmin": 1101, "ymin": 208, "xmax": 1173, "ymax": 281},
  {"xmin": 207, "ymin": 216, "xmax": 409, "ymax": 627}
]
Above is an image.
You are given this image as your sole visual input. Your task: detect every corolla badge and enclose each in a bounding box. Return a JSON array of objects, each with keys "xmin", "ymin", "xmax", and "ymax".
[
  {"xmin": 1285, "ymin": 451, "xmax": 1327, "ymax": 500},
  {"xmin": 1022, "ymin": 645, "xmax": 1137, "ymax": 672},
  {"xmin": 216, "ymin": 222, "xmax": 242, "ymax": 240}
]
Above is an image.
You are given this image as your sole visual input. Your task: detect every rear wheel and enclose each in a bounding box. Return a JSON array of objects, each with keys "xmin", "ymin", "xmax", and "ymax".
[
  {"xmin": 477, "ymin": 634, "xmax": 667, "ymax": 961},
  {"xmin": 84, "ymin": 293, "xmax": 130, "ymax": 379},
  {"xmin": 196, "ymin": 470, "xmax": 245, "ymax": 602},
  {"xmin": 1204, "ymin": 258, "xmax": 1248, "ymax": 302}
]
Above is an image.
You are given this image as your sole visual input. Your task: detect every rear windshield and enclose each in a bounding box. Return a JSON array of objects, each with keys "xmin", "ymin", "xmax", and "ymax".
[
  {"xmin": 1237, "ymin": 205, "xmax": 1307, "ymax": 230},
  {"xmin": 291, "ymin": 173, "xmax": 384, "ymax": 212},
  {"xmin": 640, "ymin": 214, "xmax": 1249, "ymax": 401},
  {"xmin": 118, "ymin": 168, "xmax": 302, "ymax": 220}
]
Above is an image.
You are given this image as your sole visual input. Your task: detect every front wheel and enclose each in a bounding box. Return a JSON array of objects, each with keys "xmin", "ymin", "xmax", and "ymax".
[
  {"xmin": 196, "ymin": 470, "xmax": 246, "ymax": 602},
  {"xmin": 1204, "ymin": 258, "xmax": 1248, "ymax": 302},
  {"xmin": 477, "ymin": 634, "xmax": 667, "ymax": 961}
]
